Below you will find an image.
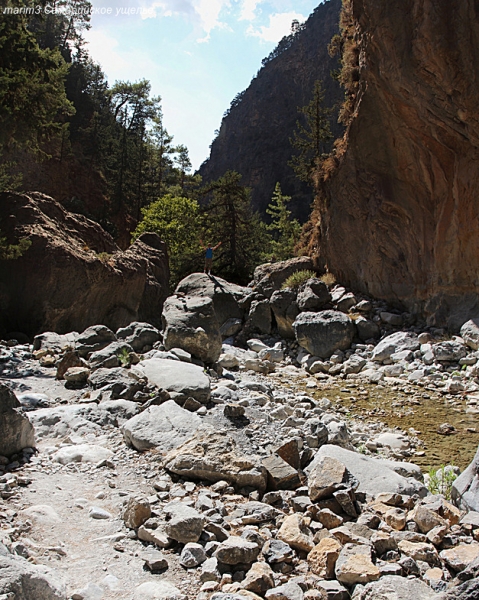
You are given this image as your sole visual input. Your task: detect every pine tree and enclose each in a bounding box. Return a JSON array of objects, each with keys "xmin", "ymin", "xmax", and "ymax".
[
  {"xmin": 200, "ymin": 171, "xmax": 270, "ymax": 283},
  {"xmin": 289, "ymin": 79, "xmax": 333, "ymax": 184},
  {"xmin": 266, "ymin": 182, "xmax": 301, "ymax": 260}
]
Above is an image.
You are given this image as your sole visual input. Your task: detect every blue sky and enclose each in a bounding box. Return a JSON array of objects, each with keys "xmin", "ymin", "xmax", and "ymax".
[{"xmin": 84, "ymin": 0, "xmax": 323, "ymax": 171}]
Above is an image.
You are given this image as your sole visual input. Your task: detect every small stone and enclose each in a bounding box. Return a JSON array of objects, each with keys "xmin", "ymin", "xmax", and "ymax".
[
  {"xmin": 265, "ymin": 582, "xmax": 304, "ymax": 600},
  {"xmin": 440, "ymin": 543, "xmax": 479, "ymax": 572},
  {"xmin": 242, "ymin": 561, "xmax": 275, "ymax": 595},
  {"xmin": 214, "ymin": 536, "xmax": 260, "ymax": 565},
  {"xmin": 308, "ymin": 456, "xmax": 356, "ymax": 502},
  {"xmin": 164, "ymin": 502, "xmax": 205, "ymax": 543},
  {"xmin": 141, "ymin": 549, "xmax": 168, "ymax": 573},
  {"xmin": 277, "ymin": 514, "xmax": 314, "ymax": 552},
  {"xmin": 88, "ymin": 507, "xmax": 112, "ymax": 520},
  {"xmin": 262, "ymin": 454, "xmax": 300, "ymax": 490},
  {"xmin": 262, "ymin": 539, "xmax": 294, "ymax": 564},
  {"xmin": 123, "ymin": 496, "xmax": 151, "ymax": 529},
  {"xmin": 307, "ymin": 537, "xmax": 342, "ymax": 578},
  {"xmin": 224, "ymin": 404, "xmax": 245, "ymax": 418},
  {"xmin": 335, "ymin": 543, "xmax": 380, "ymax": 586},
  {"xmin": 413, "ymin": 505, "xmax": 447, "ymax": 533},
  {"xmin": 180, "ymin": 542, "xmax": 207, "ymax": 568},
  {"xmin": 384, "ymin": 507, "xmax": 406, "ymax": 531},
  {"xmin": 315, "ymin": 509, "xmax": 343, "ymax": 530},
  {"xmin": 397, "ymin": 540, "xmax": 439, "ymax": 565}
]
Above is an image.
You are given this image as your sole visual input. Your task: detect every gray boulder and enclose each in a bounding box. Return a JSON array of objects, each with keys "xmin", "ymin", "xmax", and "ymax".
[
  {"xmin": 175, "ymin": 273, "xmax": 247, "ymax": 327},
  {"xmin": 432, "ymin": 341, "xmax": 467, "ymax": 362},
  {"xmin": 121, "ymin": 400, "xmax": 201, "ymax": 452},
  {"xmin": 461, "ymin": 318, "xmax": 479, "ymax": 350},
  {"xmin": 164, "ymin": 429, "xmax": 267, "ymax": 491},
  {"xmin": 133, "ymin": 358, "xmax": 210, "ymax": 404},
  {"xmin": 164, "ymin": 501, "xmax": 205, "ymax": 543},
  {"xmin": 0, "ymin": 384, "xmax": 35, "ymax": 456},
  {"xmin": 269, "ymin": 289, "xmax": 299, "ymax": 339},
  {"xmin": 248, "ymin": 299, "xmax": 272, "ymax": 334},
  {"xmin": 371, "ymin": 331, "xmax": 420, "ymax": 362},
  {"xmin": 116, "ymin": 321, "xmax": 161, "ymax": 351},
  {"xmin": 356, "ymin": 316, "xmax": 381, "ymax": 341},
  {"xmin": 76, "ymin": 325, "xmax": 117, "ymax": 358},
  {"xmin": 0, "ymin": 550, "xmax": 66, "ymax": 599},
  {"xmin": 32, "ymin": 331, "xmax": 78, "ymax": 352},
  {"xmin": 88, "ymin": 341, "xmax": 133, "ymax": 369},
  {"xmin": 88, "ymin": 367, "xmax": 145, "ymax": 400},
  {"xmin": 253, "ymin": 257, "xmax": 315, "ymax": 298},
  {"xmin": 351, "ymin": 575, "xmax": 439, "ymax": 599},
  {"xmin": 293, "ymin": 310, "xmax": 355, "ymax": 359},
  {"xmin": 296, "ymin": 278, "xmax": 331, "ymax": 312},
  {"xmin": 306, "ymin": 445, "xmax": 427, "ymax": 497},
  {"xmin": 452, "ymin": 444, "xmax": 479, "ymax": 512},
  {"xmin": 29, "ymin": 402, "xmax": 140, "ymax": 438},
  {"xmin": 162, "ymin": 295, "xmax": 222, "ymax": 363}
]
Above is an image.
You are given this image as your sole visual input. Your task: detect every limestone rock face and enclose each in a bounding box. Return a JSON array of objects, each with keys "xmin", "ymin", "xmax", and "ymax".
[
  {"xmin": 0, "ymin": 384, "xmax": 35, "ymax": 457},
  {"xmin": 198, "ymin": 0, "xmax": 343, "ymax": 222},
  {"xmin": 0, "ymin": 192, "xmax": 169, "ymax": 337},
  {"xmin": 309, "ymin": 0, "xmax": 479, "ymax": 329}
]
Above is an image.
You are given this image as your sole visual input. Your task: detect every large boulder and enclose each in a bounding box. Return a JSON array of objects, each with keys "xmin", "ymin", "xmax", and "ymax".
[
  {"xmin": 293, "ymin": 310, "xmax": 356, "ymax": 359},
  {"xmin": 269, "ymin": 289, "xmax": 299, "ymax": 339},
  {"xmin": 296, "ymin": 279, "xmax": 331, "ymax": 312},
  {"xmin": 174, "ymin": 273, "xmax": 247, "ymax": 328},
  {"xmin": 351, "ymin": 574, "xmax": 438, "ymax": 600},
  {"xmin": 306, "ymin": 445, "xmax": 427, "ymax": 498},
  {"xmin": 133, "ymin": 358, "xmax": 210, "ymax": 403},
  {"xmin": 0, "ymin": 384, "xmax": 35, "ymax": 457},
  {"xmin": 252, "ymin": 257, "xmax": 315, "ymax": 298},
  {"xmin": 0, "ymin": 192, "xmax": 169, "ymax": 337},
  {"xmin": 116, "ymin": 321, "xmax": 161, "ymax": 352},
  {"xmin": 29, "ymin": 402, "xmax": 140, "ymax": 438},
  {"xmin": 452, "ymin": 444, "xmax": 479, "ymax": 512},
  {"xmin": 461, "ymin": 318, "xmax": 479, "ymax": 350},
  {"xmin": 0, "ymin": 548, "xmax": 66, "ymax": 599},
  {"xmin": 121, "ymin": 400, "xmax": 202, "ymax": 452},
  {"xmin": 162, "ymin": 295, "xmax": 222, "ymax": 363},
  {"xmin": 371, "ymin": 331, "xmax": 420, "ymax": 363},
  {"xmin": 164, "ymin": 429, "xmax": 268, "ymax": 491}
]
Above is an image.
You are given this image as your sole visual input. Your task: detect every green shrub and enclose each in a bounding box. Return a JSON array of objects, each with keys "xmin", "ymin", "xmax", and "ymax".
[
  {"xmin": 320, "ymin": 272, "xmax": 336, "ymax": 286},
  {"xmin": 281, "ymin": 269, "xmax": 316, "ymax": 290},
  {"xmin": 116, "ymin": 347, "xmax": 131, "ymax": 367},
  {"xmin": 426, "ymin": 465, "xmax": 457, "ymax": 499}
]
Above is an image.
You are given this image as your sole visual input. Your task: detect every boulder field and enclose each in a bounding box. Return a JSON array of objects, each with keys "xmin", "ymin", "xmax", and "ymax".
[{"xmin": 1, "ymin": 263, "xmax": 479, "ymax": 599}]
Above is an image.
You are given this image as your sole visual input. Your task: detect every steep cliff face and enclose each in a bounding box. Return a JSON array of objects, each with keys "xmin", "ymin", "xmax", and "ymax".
[
  {"xmin": 311, "ymin": 0, "xmax": 479, "ymax": 329},
  {"xmin": 199, "ymin": 0, "xmax": 343, "ymax": 221},
  {"xmin": 0, "ymin": 192, "xmax": 169, "ymax": 337}
]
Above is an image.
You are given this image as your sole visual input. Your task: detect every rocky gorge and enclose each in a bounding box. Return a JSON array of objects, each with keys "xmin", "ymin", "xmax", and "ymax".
[{"xmin": 2, "ymin": 257, "xmax": 479, "ymax": 600}]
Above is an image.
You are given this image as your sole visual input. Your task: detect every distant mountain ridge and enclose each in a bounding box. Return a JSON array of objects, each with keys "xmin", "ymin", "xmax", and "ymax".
[{"xmin": 198, "ymin": 0, "xmax": 343, "ymax": 222}]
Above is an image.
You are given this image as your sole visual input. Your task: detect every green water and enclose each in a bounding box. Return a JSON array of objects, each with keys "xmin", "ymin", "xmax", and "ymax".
[{"xmin": 274, "ymin": 372, "xmax": 478, "ymax": 471}]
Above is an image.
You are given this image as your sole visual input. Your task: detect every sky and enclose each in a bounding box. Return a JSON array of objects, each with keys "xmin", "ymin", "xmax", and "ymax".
[{"xmin": 83, "ymin": 0, "xmax": 323, "ymax": 171}]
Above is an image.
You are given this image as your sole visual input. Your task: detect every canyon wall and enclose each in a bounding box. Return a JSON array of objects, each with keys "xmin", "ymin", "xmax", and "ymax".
[
  {"xmin": 311, "ymin": 0, "xmax": 479, "ymax": 329},
  {"xmin": 199, "ymin": 0, "xmax": 343, "ymax": 222}
]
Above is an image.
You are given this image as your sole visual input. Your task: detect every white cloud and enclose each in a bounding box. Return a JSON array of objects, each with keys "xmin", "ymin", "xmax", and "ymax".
[
  {"xmin": 140, "ymin": 0, "xmax": 231, "ymax": 40},
  {"xmin": 247, "ymin": 11, "xmax": 305, "ymax": 43},
  {"xmin": 239, "ymin": 0, "xmax": 260, "ymax": 21}
]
